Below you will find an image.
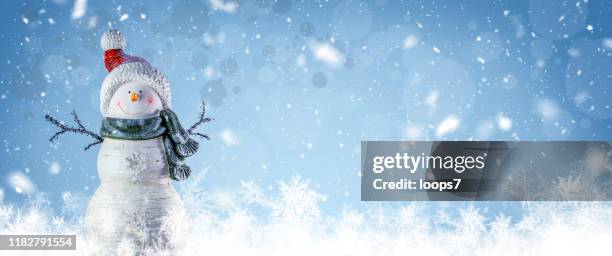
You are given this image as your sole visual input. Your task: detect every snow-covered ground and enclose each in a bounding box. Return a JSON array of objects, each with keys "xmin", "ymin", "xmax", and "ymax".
[{"xmin": 1, "ymin": 174, "xmax": 611, "ymax": 255}]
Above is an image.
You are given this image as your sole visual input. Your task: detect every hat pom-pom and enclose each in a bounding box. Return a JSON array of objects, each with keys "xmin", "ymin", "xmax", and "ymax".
[{"xmin": 101, "ymin": 29, "xmax": 126, "ymax": 51}]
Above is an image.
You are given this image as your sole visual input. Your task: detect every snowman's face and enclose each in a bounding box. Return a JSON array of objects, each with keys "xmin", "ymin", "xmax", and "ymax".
[{"xmin": 106, "ymin": 81, "xmax": 163, "ymax": 119}]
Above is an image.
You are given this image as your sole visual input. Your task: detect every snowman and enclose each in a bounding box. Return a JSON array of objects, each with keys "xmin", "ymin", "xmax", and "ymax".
[{"xmin": 45, "ymin": 29, "xmax": 210, "ymax": 255}]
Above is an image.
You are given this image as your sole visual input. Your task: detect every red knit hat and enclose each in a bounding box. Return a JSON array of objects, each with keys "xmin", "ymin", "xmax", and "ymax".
[{"xmin": 101, "ymin": 29, "xmax": 140, "ymax": 72}]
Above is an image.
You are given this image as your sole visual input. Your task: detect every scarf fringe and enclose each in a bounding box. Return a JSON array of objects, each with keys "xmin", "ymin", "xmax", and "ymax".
[
  {"xmin": 170, "ymin": 164, "xmax": 191, "ymax": 181},
  {"xmin": 176, "ymin": 138, "xmax": 199, "ymax": 157}
]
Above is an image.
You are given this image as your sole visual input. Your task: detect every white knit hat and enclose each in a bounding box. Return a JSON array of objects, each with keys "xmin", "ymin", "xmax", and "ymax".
[{"xmin": 99, "ymin": 29, "xmax": 171, "ymax": 115}]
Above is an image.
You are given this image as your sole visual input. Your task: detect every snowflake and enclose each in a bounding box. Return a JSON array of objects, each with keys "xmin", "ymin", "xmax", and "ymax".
[
  {"xmin": 126, "ymin": 152, "xmax": 148, "ymax": 182},
  {"xmin": 554, "ymin": 175, "xmax": 586, "ymax": 200}
]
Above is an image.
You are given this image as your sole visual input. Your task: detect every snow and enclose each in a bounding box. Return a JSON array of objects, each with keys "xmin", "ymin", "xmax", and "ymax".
[
  {"xmin": 1, "ymin": 177, "xmax": 612, "ymax": 255},
  {"xmin": 536, "ymin": 99, "xmax": 560, "ymax": 121},
  {"xmin": 8, "ymin": 171, "xmax": 36, "ymax": 195},
  {"xmin": 404, "ymin": 124, "xmax": 424, "ymax": 139},
  {"xmin": 2, "ymin": 1, "xmax": 612, "ymax": 253},
  {"xmin": 119, "ymin": 14, "xmax": 128, "ymax": 22},
  {"xmin": 48, "ymin": 161, "xmax": 61, "ymax": 175},
  {"xmin": 310, "ymin": 41, "xmax": 344, "ymax": 68},
  {"xmin": 70, "ymin": 0, "xmax": 87, "ymax": 20},
  {"xmin": 604, "ymin": 38, "xmax": 612, "ymax": 49},
  {"xmin": 529, "ymin": 0, "xmax": 587, "ymax": 40},
  {"xmin": 425, "ymin": 90, "xmax": 439, "ymax": 108},
  {"xmin": 497, "ymin": 114, "xmax": 513, "ymax": 131},
  {"xmin": 432, "ymin": 46, "xmax": 440, "ymax": 53},
  {"xmin": 435, "ymin": 116, "xmax": 460, "ymax": 137},
  {"xmin": 586, "ymin": 24, "xmax": 593, "ymax": 31},
  {"xmin": 402, "ymin": 35, "xmax": 419, "ymax": 49},
  {"xmin": 210, "ymin": 0, "xmax": 238, "ymax": 13},
  {"xmin": 220, "ymin": 129, "xmax": 239, "ymax": 146}
]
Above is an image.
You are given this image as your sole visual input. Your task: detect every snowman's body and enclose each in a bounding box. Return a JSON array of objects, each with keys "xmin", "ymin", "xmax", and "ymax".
[
  {"xmin": 84, "ymin": 137, "xmax": 188, "ymax": 255},
  {"xmin": 82, "ymin": 47, "xmax": 190, "ymax": 256}
]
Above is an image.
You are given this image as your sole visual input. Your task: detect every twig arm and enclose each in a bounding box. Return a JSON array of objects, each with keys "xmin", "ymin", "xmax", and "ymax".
[
  {"xmin": 188, "ymin": 101, "xmax": 212, "ymax": 140},
  {"xmin": 44, "ymin": 111, "xmax": 104, "ymax": 151}
]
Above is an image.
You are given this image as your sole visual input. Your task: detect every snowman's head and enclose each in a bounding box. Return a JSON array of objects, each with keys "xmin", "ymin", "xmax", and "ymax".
[
  {"xmin": 106, "ymin": 81, "xmax": 163, "ymax": 119},
  {"xmin": 100, "ymin": 30, "xmax": 171, "ymax": 117}
]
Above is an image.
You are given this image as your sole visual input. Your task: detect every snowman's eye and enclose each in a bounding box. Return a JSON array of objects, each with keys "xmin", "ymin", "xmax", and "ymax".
[
  {"xmin": 128, "ymin": 91, "xmax": 131, "ymax": 94},
  {"xmin": 139, "ymin": 90, "xmax": 142, "ymax": 94}
]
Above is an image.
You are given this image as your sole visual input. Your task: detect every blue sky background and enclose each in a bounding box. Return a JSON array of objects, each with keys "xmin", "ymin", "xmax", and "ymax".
[{"xmin": 0, "ymin": 0, "xmax": 611, "ymax": 221}]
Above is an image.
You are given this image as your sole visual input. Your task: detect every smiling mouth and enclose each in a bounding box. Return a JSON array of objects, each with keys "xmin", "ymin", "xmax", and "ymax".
[{"xmin": 116, "ymin": 101, "xmax": 153, "ymax": 116}]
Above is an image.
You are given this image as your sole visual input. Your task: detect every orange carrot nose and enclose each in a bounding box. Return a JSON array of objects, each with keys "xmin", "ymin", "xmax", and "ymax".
[{"xmin": 130, "ymin": 92, "xmax": 139, "ymax": 102}]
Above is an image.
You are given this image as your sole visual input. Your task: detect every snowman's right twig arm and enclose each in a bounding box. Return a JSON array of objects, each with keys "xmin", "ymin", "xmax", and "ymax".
[{"xmin": 44, "ymin": 110, "xmax": 104, "ymax": 151}]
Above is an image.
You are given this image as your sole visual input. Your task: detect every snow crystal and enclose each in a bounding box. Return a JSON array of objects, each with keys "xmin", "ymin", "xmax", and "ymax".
[
  {"xmin": 119, "ymin": 13, "xmax": 128, "ymax": 22},
  {"xmin": 296, "ymin": 54, "xmax": 306, "ymax": 67},
  {"xmin": 497, "ymin": 114, "xmax": 513, "ymax": 131},
  {"xmin": 70, "ymin": 0, "xmax": 87, "ymax": 20},
  {"xmin": 48, "ymin": 161, "xmax": 61, "ymax": 175},
  {"xmin": 536, "ymin": 99, "xmax": 559, "ymax": 121},
  {"xmin": 404, "ymin": 124, "xmax": 424, "ymax": 139},
  {"xmin": 210, "ymin": 0, "xmax": 238, "ymax": 13},
  {"xmin": 220, "ymin": 129, "xmax": 239, "ymax": 146},
  {"xmin": 402, "ymin": 34, "xmax": 419, "ymax": 49},
  {"xmin": 425, "ymin": 90, "xmax": 439, "ymax": 108},
  {"xmin": 8, "ymin": 171, "xmax": 36, "ymax": 195},
  {"xmin": 310, "ymin": 41, "xmax": 344, "ymax": 68},
  {"xmin": 603, "ymin": 38, "xmax": 612, "ymax": 49},
  {"xmin": 432, "ymin": 46, "xmax": 440, "ymax": 53},
  {"xmin": 126, "ymin": 152, "xmax": 148, "ymax": 182},
  {"xmin": 476, "ymin": 120, "xmax": 495, "ymax": 139},
  {"xmin": 435, "ymin": 116, "xmax": 460, "ymax": 137}
]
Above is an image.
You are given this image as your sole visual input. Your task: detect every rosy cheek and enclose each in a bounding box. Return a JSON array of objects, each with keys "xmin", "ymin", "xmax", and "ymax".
[
  {"xmin": 116, "ymin": 100, "xmax": 121, "ymax": 106},
  {"xmin": 147, "ymin": 95, "xmax": 154, "ymax": 103}
]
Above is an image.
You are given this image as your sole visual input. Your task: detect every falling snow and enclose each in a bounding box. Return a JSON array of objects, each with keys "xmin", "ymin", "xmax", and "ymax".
[{"xmin": 1, "ymin": 1, "xmax": 612, "ymax": 254}]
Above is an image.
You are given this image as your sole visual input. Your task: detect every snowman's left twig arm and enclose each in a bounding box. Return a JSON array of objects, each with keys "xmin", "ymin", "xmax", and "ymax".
[
  {"xmin": 187, "ymin": 101, "xmax": 212, "ymax": 140},
  {"xmin": 44, "ymin": 110, "xmax": 104, "ymax": 151}
]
